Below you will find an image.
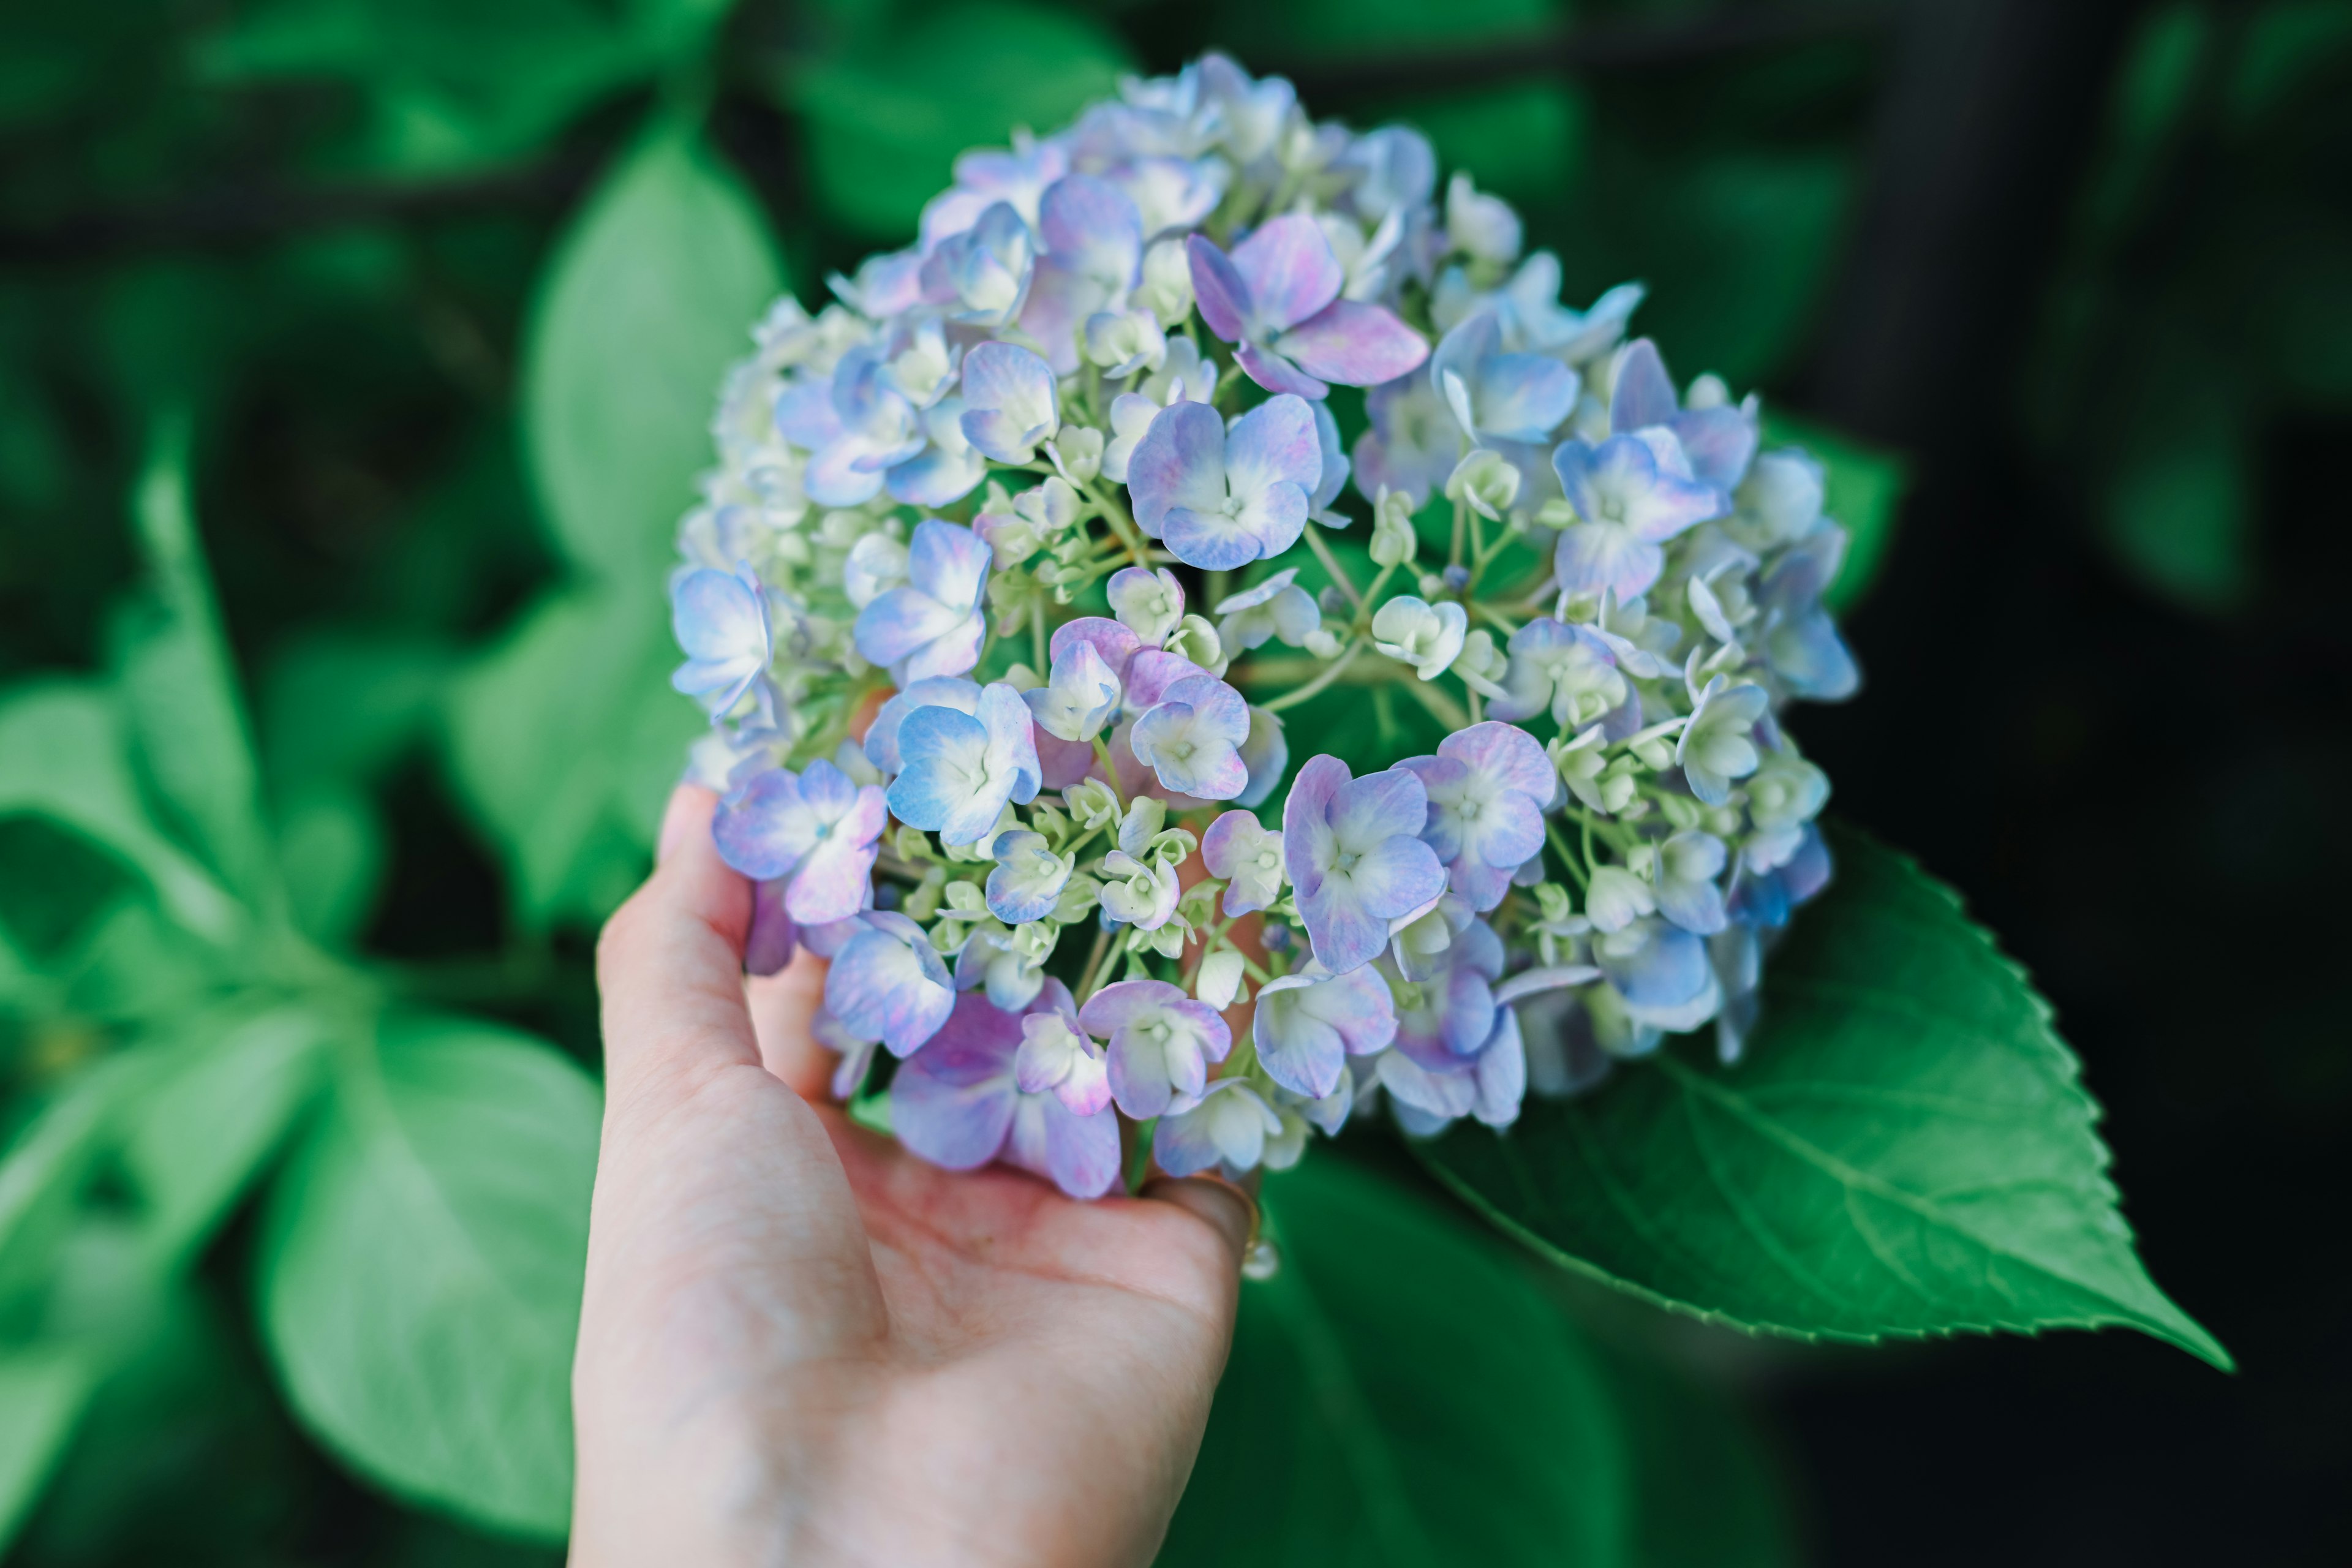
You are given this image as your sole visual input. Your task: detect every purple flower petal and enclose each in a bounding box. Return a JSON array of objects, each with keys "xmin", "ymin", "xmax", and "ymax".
[
  {"xmin": 1185, "ymin": 233, "xmax": 1253, "ymax": 342},
  {"xmin": 1609, "ymin": 339, "xmax": 1680, "ymax": 433},
  {"xmin": 828, "ymin": 915, "xmax": 956, "ymax": 1056},
  {"xmin": 1229, "ymin": 213, "xmax": 1343, "ymax": 333},
  {"xmin": 745, "ymin": 878, "xmax": 797, "ymax": 976},
  {"xmin": 891, "ymin": 992, "xmax": 1020, "ymax": 1168},
  {"xmin": 1126, "ymin": 401, "xmax": 1229, "ymax": 538},
  {"xmin": 1275, "ymin": 300, "xmax": 1430, "ymax": 389},
  {"xmin": 1233, "ymin": 341, "xmax": 1329, "ymax": 399}
]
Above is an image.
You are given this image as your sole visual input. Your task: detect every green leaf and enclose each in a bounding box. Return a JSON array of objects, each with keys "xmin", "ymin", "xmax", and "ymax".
[
  {"xmin": 1603, "ymin": 1352, "xmax": 1798, "ymax": 1568},
  {"xmin": 259, "ymin": 630, "xmax": 453, "ymax": 945},
  {"xmin": 1408, "ymin": 82, "xmax": 1585, "ymax": 208},
  {"xmin": 1415, "ymin": 824, "xmax": 2230, "ymax": 1370},
  {"xmin": 0, "ymin": 681, "xmax": 239, "ymax": 943},
  {"xmin": 1599, "ymin": 151, "xmax": 1853, "ymax": 389},
  {"xmin": 197, "ymin": 0, "xmax": 717, "ymax": 175},
  {"xmin": 118, "ymin": 1008, "xmax": 328, "ymax": 1268},
  {"xmin": 2100, "ymin": 382, "xmax": 2251, "ymax": 615},
  {"xmin": 1760, "ymin": 411, "xmax": 1908, "ymax": 612},
  {"xmin": 2228, "ymin": 0, "xmax": 2352, "ymax": 127},
  {"xmin": 109, "ymin": 415, "xmax": 279, "ymax": 913},
  {"xmin": 261, "ymin": 631, "xmax": 455, "ymax": 801},
  {"xmin": 258, "ymin": 1016, "xmax": 601, "ymax": 1539},
  {"xmin": 521, "ymin": 115, "xmax": 785, "ymax": 582},
  {"xmin": 785, "ymin": 2, "xmax": 1133, "ymax": 238},
  {"xmin": 0, "ymin": 1054, "xmax": 157, "ymax": 1310},
  {"xmin": 444, "ymin": 584, "xmax": 702, "ymax": 927},
  {"xmin": 1158, "ymin": 1153, "xmax": 1630, "ymax": 1566},
  {"xmin": 0, "ymin": 1343, "xmax": 101, "ymax": 1548}
]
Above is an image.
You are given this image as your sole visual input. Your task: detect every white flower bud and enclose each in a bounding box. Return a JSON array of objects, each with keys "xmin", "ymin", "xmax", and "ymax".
[
  {"xmin": 1446, "ymin": 448, "xmax": 1521, "ymax": 521},
  {"xmin": 1017, "ymin": 477, "xmax": 1084, "ymax": 533},
  {"xmin": 1084, "ymin": 308, "xmax": 1167, "ymax": 378},
  {"xmin": 1196, "ymin": 948, "xmax": 1247, "ymax": 1008},
  {"xmin": 1370, "ymin": 595, "xmax": 1469, "ymax": 681},
  {"xmin": 1136, "ymin": 238, "xmax": 1196, "ymax": 327},
  {"xmin": 1585, "ymin": 865, "xmax": 1656, "ymax": 933},
  {"xmin": 1446, "ymin": 172, "xmax": 1522, "ymax": 267},
  {"xmin": 1063, "ymin": 778, "xmax": 1121, "ymax": 831},
  {"xmin": 1162, "ymin": 613, "xmax": 1224, "ymax": 672},
  {"xmin": 1370, "ymin": 486, "xmax": 1418, "ymax": 566},
  {"xmin": 1049, "ymin": 427, "xmax": 1103, "ymax": 485},
  {"xmin": 1451, "ymin": 627, "xmax": 1509, "ymax": 698}
]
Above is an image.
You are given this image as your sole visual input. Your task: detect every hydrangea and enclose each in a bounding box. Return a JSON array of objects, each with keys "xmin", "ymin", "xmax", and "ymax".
[
  {"xmin": 668, "ymin": 51, "xmax": 1859, "ymax": 1199},
  {"xmin": 893, "ymin": 985, "xmax": 1121, "ymax": 1199}
]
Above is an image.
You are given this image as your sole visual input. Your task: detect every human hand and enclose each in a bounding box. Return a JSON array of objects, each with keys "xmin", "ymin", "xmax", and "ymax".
[{"xmin": 570, "ymin": 786, "xmax": 1250, "ymax": 1568}]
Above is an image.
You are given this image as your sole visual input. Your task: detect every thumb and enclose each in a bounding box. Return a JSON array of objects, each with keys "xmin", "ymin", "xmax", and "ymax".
[{"xmin": 595, "ymin": 785, "xmax": 764, "ymax": 1118}]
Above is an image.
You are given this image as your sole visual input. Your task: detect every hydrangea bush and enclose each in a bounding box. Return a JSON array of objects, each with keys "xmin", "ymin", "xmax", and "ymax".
[{"xmin": 669, "ymin": 53, "xmax": 1858, "ymax": 1200}]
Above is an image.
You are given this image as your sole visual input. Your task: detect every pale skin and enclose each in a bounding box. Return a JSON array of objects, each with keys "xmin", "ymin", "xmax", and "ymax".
[{"xmin": 571, "ymin": 785, "xmax": 1251, "ymax": 1568}]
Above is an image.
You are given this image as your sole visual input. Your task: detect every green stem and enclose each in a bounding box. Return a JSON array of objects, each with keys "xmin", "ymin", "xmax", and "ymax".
[
  {"xmin": 1302, "ymin": 522, "xmax": 1364, "ymax": 612},
  {"xmin": 1392, "ymin": 674, "xmax": 1472, "ymax": 732},
  {"xmin": 1092, "ymin": 737, "xmax": 1127, "ymax": 807},
  {"xmin": 1547, "ymin": 822, "xmax": 1591, "ymax": 892},
  {"xmin": 1261, "ymin": 638, "xmax": 1365, "ymax": 712},
  {"xmin": 1075, "ymin": 922, "xmax": 1115, "ymax": 1005}
]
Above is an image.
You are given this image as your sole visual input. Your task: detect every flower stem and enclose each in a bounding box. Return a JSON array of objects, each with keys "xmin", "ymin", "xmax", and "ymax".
[
  {"xmin": 1302, "ymin": 521, "xmax": 1363, "ymax": 612},
  {"xmin": 1261, "ymin": 638, "xmax": 1363, "ymax": 712},
  {"xmin": 1075, "ymin": 922, "xmax": 1115, "ymax": 1005},
  {"xmin": 1547, "ymin": 821, "xmax": 1591, "ymax": 892}
]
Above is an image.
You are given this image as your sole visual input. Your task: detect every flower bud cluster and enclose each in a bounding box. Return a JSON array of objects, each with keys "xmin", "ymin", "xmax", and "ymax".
[{"xmin": 668, "ymin": 53, "xmax": 1856, "ymax": 1197}]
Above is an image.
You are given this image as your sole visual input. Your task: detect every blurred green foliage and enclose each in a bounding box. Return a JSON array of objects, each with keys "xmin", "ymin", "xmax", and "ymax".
[
  {"xmin": 0, "ymin": 0, "xmax": 2278, "ymax": 1559},
  {"xmin": 2031, "ymin": 0, "xmax": 2352, "ymax": 612}
]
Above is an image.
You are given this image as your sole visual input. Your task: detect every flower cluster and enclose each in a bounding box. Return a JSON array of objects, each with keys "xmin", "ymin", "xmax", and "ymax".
[{"xmin": 669, "ymin": 53, "xmax": 1855, "ymax": 1197}]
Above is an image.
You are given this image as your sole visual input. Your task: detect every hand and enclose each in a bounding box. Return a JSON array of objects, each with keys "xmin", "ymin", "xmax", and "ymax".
[{"xmin": 570, "ymin": 786, "xmax": 1250, "ymax": 1568}]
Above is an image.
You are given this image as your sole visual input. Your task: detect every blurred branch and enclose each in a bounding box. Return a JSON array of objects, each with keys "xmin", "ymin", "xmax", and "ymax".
[{"xmin": 1267, "ymin": 0, "xmax": 1893, "ymax": 105}]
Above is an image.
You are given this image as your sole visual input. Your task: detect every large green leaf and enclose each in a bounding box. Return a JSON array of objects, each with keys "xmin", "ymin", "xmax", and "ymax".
[
  {"xmin": 785, "ymin": 2, "xmax": 1134, "ymax": 238},
  {"xmin": 1416, "ymin": 826, "xmax": 2229, "ymax": 1369},
  {"xmin": 451, "ymin": 113, "xmax": 783, "ymax": 924},
  {"xmin": 0, "ymin": 1343, "xmax": 100, "ymax": 1547},
  {"xmin": 0, "ymin": 1010, "xmax": 323, "ymax": 1555},
  {"xmin": 110, "ymin": 415, "xmax": 279, "ymax": 914},
  {"xmin": 0, "ymin": 682, "xmax": 239, "ymax": 944},
  {"xmin": 258, "ymin": 1017, "xmax": 601, "ymax": 1539},
  {"xmin": 1158, "ymin": 1153, "xmax": 1630, "ymax": 1566},
  {"xmin": 118, "ymin": 1009, "xmax": 328, "ymax": 1269},
  {"xmin": 519, "ymin": 115, "xmax": 785, "ymax": 582},
  {"xmin": 1604, "ymin": 1351, "xmax": 1798, "ymax": 1568},
  {"xmin": 445, "ymin": 584, "xmax": 702, "ymax": 926}
]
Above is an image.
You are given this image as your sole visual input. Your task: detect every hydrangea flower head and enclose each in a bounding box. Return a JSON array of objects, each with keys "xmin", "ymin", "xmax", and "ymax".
[{"xmin": 665, "ymin": 50, "xmax": 1861, "ymax": 1201}]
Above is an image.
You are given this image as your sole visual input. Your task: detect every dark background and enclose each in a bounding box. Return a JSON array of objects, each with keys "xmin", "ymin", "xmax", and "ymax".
[{"xmin": 3, "ymin": 0, "xmax": 2346, "ymax": 1561}]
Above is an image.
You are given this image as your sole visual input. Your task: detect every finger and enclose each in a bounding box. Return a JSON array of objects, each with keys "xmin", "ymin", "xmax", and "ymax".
[
  {"xmin": 1141, "ymin": 1176, "xmax": 1253, "ymax": 1273},
  {"xmin": 596, "ymin": 786, "xmax": 763, "ymax": 1116},
  {"xmin": 747, "ymin": 946, "xmax": 836, "ymax": 1099}
]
